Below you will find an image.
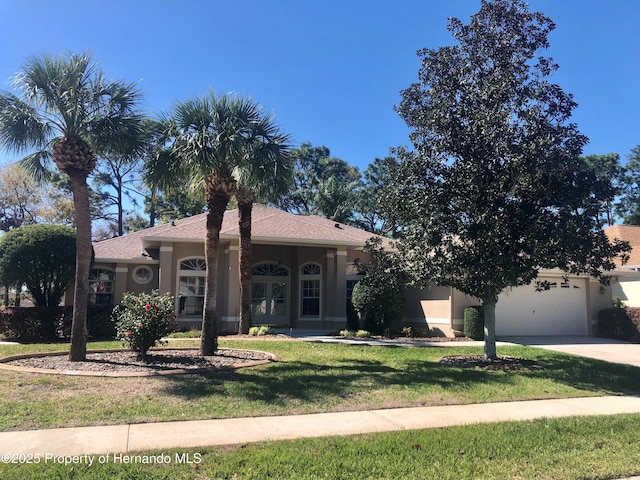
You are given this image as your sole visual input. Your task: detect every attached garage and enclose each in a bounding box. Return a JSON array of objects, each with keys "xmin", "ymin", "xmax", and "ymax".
[{"xmin": 495, "ymin": 277, "xmax": 588, "ymax": 336}]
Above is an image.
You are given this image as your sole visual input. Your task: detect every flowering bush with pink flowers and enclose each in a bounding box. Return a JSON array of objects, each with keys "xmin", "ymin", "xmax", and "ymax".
[{"xmin": 112, "ymin": 290, "xmax": 176, "ymax": 356}]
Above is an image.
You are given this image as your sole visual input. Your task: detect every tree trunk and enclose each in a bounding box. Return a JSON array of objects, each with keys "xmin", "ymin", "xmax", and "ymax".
[
  {"xmin": 238, "ymin": 199, "xmax": 253, "ymax": 334},
  {"xmin": 201, "ymin": 183, "xmax": 231, "ymax": 355},
  {"xmin": 149, "ymin": 188, "xmax": 157, "ymax": 228},
  {"xmin": 68, "ymin": 172, "xmax": 92, "ymax": 361},
  {"xmin": 117, "ymin": 178, "xmax": 124, "ymax": 237},
  {"xmin": 483, "ymin": 300, "xmax": 497, "ymax": 360}
]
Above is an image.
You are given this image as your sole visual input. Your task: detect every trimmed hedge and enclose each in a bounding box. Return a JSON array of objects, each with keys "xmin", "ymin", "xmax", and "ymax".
[
  {"xmin": 0, "ymin": 305, "xmax": 117, "ymax": 343},
  {"xmin": 464, "ymin": 306, "xmax": 484, "ymax": 340},
  {"xmin": 598, "ymin": 307, "xmax": 640, "ymax": 342}
]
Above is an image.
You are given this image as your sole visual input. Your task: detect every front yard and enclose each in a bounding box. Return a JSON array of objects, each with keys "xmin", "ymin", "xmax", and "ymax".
[
  {"xmin": 0, "ymin": 337, "xmax": 639, "ymax": 479},
  {"xmin": 0, "ymin": 338, "xmax": 638, "ymax": 431}
]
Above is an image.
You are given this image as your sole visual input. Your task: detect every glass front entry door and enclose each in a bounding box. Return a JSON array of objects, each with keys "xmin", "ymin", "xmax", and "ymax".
[{"xmin": 251, "ymin": 280, "xmax": 288, "ymax": 324}]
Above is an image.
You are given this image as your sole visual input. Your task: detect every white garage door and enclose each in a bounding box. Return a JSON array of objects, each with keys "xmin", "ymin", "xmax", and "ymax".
[{"xmin": 495, "ymin": 278, "xmax": 588, "ymax": 336}]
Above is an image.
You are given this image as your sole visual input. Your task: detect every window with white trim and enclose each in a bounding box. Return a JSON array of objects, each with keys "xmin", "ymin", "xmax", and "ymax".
[
  {"xmin": 88, "ymin": 268, "xmax": 115, "ymax": 305},
  {"xmin": 177, "ymin": 258, "xmax": 206, "ymax": 315},
  {"xmin": 300, "ymin": 263, "xmax": 321, "ymax": 317}
]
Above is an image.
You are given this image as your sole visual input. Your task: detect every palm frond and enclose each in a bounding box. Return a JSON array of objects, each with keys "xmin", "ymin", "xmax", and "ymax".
[
  {"xmin": 0, "ymin": 91, "xmax": 50, "ymax": 153},
  {"xmin": 17, "ymin": 148, "xmax": 54, "ymax": 184}
]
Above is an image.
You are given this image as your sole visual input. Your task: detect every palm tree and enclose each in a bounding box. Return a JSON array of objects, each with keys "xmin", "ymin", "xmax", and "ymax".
[
  {"xmin": 0, "ymin": 52, "xmax": 144, "ymax": 361},
  {"xmin": 152, "ymin": 91, "xmax": 265, "ymax": 355},
  {"xmin": 235, "ymin": 115, "xmax": 292, "ymax": 335}
]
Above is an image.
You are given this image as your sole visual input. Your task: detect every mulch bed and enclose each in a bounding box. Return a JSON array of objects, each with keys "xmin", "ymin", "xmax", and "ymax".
[
  {"xmin": 439, "ymin": 355, "xmax": 545, "ymax": 371},
  {"xmin": 1, "ymin": 348, "xmax": 276, "ymax": 375}
]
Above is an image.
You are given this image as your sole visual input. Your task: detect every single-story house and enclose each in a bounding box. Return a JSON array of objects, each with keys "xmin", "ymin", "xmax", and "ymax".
[{"xmin": 87, "ymin": 205, "xmax": 614, "ymax": 337}]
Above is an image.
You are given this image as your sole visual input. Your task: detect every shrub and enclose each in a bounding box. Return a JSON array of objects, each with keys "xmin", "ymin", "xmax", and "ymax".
[
  {"xmin": 464, "ymin": 306, "xmax": 484, "ymax": 340},
  {"xmin": 346, "ymin": 301, "xmax": 360, "ymax": 331},
  {"xmin": 58, "ymin": 305, "xmax": 117, "ymax": 340},
  {"xmin": 598, "ymin": 307, "xmax": 636, "ymax": 340},
  {"xmin": 401, "ymin": 326, "xmax": 413, "ymax": 338},
  {"xmin": 626, "ymin": 307, "xmax": 640, "ymax": 342},
  {"xmin": 351, "ymin": 239, "xmax": 405, "ymax": 335},
  {"xmin": 402, "ymin": 326, "xmax": 430, "ymax": 338},
  {"xmin": 112, "ymin": 290, "xmax": 176, "ymax": 357},
  {"xmin": 0, "ymin": 306, "xmax": 54, "ymax": 342},
  {"xmin": 168, "ymin": 328, "xmax": 202, "ymax": 338},
  {"xmin": 248, "ymin": 325, "xmax": 275, "ymax": 336},
  {"xmin": 87, "ymin": 305, "xmax": 118, "ymax": 339},
  {"xmin": 338, "ymin": 329, "xmax": 370, "ymax": 338}
]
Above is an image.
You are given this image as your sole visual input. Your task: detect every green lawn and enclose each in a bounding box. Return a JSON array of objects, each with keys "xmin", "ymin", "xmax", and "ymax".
[
  {"xmin": 2, "ymin": 414, "xmax": 640, "ymax": 479},
  {"xmin": 0, "ymin": 338, "xmax": 639, "ymax": 479},
  {"xmin": 0, "ymin": 339, "xmax": 638, "ymax": 431}
]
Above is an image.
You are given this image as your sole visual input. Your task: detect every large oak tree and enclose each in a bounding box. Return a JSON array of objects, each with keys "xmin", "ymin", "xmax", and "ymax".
[{"xmin": 389, "ymin": 0, "xmax": 629, "ymax": 358}]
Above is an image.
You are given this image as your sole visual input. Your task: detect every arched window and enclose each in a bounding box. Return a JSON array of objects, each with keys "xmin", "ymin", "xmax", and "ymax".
[
  {"xmin": 252, "ymin": 263, "xmax": 289, "ymax": 277},
  {"xmin": 177, "ymin": 257, "xmax": 206, "ymax": 315},
  {"xmin": 300, "ymin": 262, "xmax": 321, "ymax": 317},
  {"xmin": 88, "ymin": 268, "xmax": 115, "ymax": 305}
]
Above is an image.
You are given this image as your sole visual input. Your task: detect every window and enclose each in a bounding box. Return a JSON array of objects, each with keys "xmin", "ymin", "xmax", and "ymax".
[
  {"xmin": 89, "ymin": 268, "xmax": 115, "ymax": 305},
  {"xmin": 346, "ymin": 263, "xmax": 365, "ymax": 307},
  {"xmin": 177, "ymin": 258, "xmax": 206, "ymax": 315},
  {"xmin": 346, "ymin": 279, "xmax": 360, "ymax": 303},
  {"xmin": 300, "ymin": 263, "xmax": 321, "ymax": 317},
  {"xmin": 132, "ymin": 266, "xmax": 153, "ymax": 284},
  {"xmin": 252, "ymin": 263, "xmax": 289, "ymax": 277}
]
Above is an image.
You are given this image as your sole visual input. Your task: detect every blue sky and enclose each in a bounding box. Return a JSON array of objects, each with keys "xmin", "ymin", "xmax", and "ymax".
[{"xmin": 0, "ymin": 0, "xmax": 638, "ymax": 173}]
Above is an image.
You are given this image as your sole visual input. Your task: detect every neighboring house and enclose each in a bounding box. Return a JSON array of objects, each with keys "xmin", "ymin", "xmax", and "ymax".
[
  {"xmin": 605, "ymin": 224, "xmax": 640, "ymax": 308},
  {"xmin": 87, "ymin": 204, "xmax": 614, "ymax": 337}
]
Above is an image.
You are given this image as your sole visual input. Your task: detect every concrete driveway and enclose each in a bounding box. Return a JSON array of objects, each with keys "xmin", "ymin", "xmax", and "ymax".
[{"xmin": 499, "ymin": 336, "xmax": 640, "ymax": 368}]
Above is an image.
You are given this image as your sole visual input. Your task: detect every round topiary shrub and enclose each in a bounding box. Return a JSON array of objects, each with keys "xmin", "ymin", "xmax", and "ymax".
[
  {"xmin": 464, "ymin": 306, "xmax": 484, "ymax": 340},
  {"xmin": 113, "ymin": 290, "xmax": 176, "ymax": 357}
]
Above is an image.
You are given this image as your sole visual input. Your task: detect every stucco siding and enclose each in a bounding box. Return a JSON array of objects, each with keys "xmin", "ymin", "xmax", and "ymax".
[{"xmin": 613, "ymin": 278, "xmax": 640, "ymax": 307}]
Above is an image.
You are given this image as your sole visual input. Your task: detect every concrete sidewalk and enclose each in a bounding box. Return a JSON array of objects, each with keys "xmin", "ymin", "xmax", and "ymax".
[{"xmin": 2, "ymin": 396, "xmax": 640, "ymax": 456}]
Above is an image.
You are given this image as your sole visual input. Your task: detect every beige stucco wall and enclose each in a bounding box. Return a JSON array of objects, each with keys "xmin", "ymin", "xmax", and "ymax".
[
  {"xmin": 403, "ymin": 285, "xmax": 451, "ymax": 334},
  {"xmin": 612, "ymin": 277, "xmax": 640, "ymax": 307},
  {"xmin": 590, "ymin": 280, "xmax": 613, "ymax": 333}
]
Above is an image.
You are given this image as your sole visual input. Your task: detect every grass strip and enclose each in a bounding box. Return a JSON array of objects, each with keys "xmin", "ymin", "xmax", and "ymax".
[{"xmin": 2, "ymin": 413, "xmax": 639, "ymax": 479}]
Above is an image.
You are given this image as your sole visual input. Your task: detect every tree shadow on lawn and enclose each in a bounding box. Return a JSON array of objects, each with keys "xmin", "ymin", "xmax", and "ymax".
[
  {"xmin": 160, "ymin": 359, "xmax": 492, "ymax": 405},
  {"xmin": 528, "ymin": 351, "xmax": 640, "ymax": 395},
  {"xmin": 159, "ymin": 350, "xmax": 640, "ymax": 407}
]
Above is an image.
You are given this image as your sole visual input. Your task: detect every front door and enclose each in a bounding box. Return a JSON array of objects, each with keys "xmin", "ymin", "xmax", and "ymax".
[{"xmin": 251, "ymin": 280, "xmax": 288, "ymax": 324}]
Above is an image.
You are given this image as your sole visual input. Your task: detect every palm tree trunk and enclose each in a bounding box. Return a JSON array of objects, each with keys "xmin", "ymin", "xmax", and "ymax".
[
  {"xmin": 201, "ymin": 184, "xmax": 231, "ymax": 355},
  {"xmin": 238, "ymin": 199, "xmax": 253, "ymax": 334},
  {"xmin": 68, "ymin": 172, "xmax": 92, "ymax": 361}
]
